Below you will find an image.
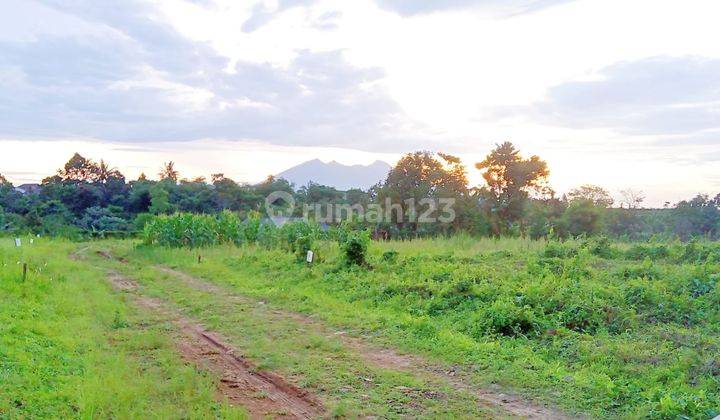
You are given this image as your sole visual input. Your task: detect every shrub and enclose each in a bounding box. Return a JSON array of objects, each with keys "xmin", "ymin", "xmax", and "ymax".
[
  {"xmin": 619, "ymin": 259, "xmax": 662, "ymax": 280},
  {"xmin": 581, "ymin": 236, "xmax": 619, "ymax": 258},
  {"xmin": 341, "ymin": 229, "xmax": 370, "ymax": 266},
  {"xmin": 277, "ymin": 221, "xmax": 318, "ymax": 261},
  {"xmin": 133, "ymin": 213, "xmax": 155, "ymax": 232},
  {"xmin": 625, "ymin": 243, "xmax": 670, "ymax": 261},
  {"xmin": 679, "ymin": 240, "xmax": 720, "ymax": 264},
  {"xmin": 648, "ymin": 391, "xmax": 718, "ymax": 419},
  {"xmin": 468, "ymin": 298, "xmax": 538, "ymax": 337},
  {"xmin": 381, "ymin": 250, "xmax": 399, "ymax": 264},
  {"xmin": 541, "ymin": 241, "xmax": 577, "ymax": 259}
]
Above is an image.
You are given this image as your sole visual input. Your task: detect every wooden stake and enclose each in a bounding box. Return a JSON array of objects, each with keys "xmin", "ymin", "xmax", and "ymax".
[
  {"xmin": 22, "ymin": 263, "xmax": 27, "ymax": 281},
  {"xmin": 198, "ymin": 254, "xmax": 202, "ymax": 264}
]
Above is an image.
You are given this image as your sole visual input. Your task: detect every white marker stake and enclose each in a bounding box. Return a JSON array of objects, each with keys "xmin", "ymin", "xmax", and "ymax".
[
  {"xmin": 306, "ymin": 250, "xmax": 314, "ymax": 264},
  {"xmin": 14, "ymin": 238, "xmax": 21, "ymax": 247}
]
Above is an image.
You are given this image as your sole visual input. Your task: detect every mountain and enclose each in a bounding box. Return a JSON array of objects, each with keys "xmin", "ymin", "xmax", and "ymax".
[{"xmin": 277, "ymin": 159, "xmax": 392, "ymax": 191}]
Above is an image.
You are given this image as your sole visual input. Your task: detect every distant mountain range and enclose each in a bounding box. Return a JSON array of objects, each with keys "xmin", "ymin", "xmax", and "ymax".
[{"xmin": 277, "ymin": 159, "xmax": 391, "ymax": 191}]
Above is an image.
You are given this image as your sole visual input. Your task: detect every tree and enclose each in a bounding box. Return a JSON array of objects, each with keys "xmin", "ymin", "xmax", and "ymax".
[
  {"xmin": 0, "ymin": 175, "xmax": 23, "ymax": 216},
  {"xmin": 475, "ymin": 142, "xmax": 549, "ymax": 232},
  {"xmin": 58, "ymin": 153, "xmax": 100, "ymax": 183},
  {"xmin": 79, "ymin": 206, "xmax": 128, "ymax": 232},
  {"xmin": 563, "ymin": 199, "xmax": 604, "ymax": 237},
  {"xmin": 672, "ymin": 194, "xmax": 720, "ymax": 239},
  {"xmin": 568, "ymin": 184, "xmax": 614, "ymax": 208},
  {"xmin": 96, "ymin": 160, "xmax": 124, "ymax": 184},
  {"xmin": 148, "ymin": 184, "xmax": 172, "ymax": 215},
  {"xmin": 377, "ymin": 151, "xmax": 471, "ymax": 235},
  {"xmin": 606, "ymin": 208, "xmax": 646, "ymax": 240},
  {"xmin": 524, "ymin": 197, "xmax": 567, "ymax": 239},
  {"xmin": 159, "ymin": 161, "xmax": 179, "ymax": 182},
  {"xmin": 619, "ymin": 189, "xmax": 645, "ymax": 209}
]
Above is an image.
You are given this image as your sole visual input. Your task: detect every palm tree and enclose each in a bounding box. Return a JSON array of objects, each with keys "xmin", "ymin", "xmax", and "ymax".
[
  {"xmin": 97, "ymin": 159, "xmax": 123, "ymax": 184},
  {"xmin": 159, "ymin": 161, "xmax": 179, "ymax": 182}
]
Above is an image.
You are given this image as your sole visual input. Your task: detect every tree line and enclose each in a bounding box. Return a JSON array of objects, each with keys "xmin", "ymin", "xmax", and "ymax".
[{"xmin": 1, "ymin": 143, "xmax": 719, "ymax": 240}]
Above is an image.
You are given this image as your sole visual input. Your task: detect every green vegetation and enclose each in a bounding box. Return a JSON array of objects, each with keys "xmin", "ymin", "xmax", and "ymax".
[
  {"xmin": 85, "ymin": 243, "xmax": 495, "ymax": 419},
  {"xmin": 4, "ymin": 142, "xmax": 720, "ymax": 418},
  {"xmin": 0, "ymin": 238, "xmax": 246, "ymax": 418},
  {"xmin": 3, "ymin": 143, "xmax": 720, "ymax": 241},
  {"xmin": 3, "ymin": 230, "xmax": 720, "ymax": 418},
  {"xmin": 108, "ymin": 235, "xmax": 720, "ymax": 419}
]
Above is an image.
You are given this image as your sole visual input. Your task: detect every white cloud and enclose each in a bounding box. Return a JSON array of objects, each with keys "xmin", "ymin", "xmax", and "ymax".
[{"xmin": 2, "ymin": 0, "xmax": 720, "ymax": 203}]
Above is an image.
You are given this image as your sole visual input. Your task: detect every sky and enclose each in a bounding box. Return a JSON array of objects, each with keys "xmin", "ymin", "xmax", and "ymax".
[{"xmin": 1, "ymin": 0, "xmax": 720, "ymax": 207}]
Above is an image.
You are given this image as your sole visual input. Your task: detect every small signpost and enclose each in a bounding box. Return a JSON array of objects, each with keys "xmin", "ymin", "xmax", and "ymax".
[{"xmin": 306, "ymin": 250, "xmax": 314, "ymax": 264}]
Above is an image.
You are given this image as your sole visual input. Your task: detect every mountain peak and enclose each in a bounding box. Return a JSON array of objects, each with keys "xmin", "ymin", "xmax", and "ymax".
[{"xmin": 277, "ymin": 159, "xmax": 391, "ymax": 191}]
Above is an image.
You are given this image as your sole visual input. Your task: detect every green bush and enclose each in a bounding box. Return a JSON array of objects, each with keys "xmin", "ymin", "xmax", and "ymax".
[
  {"xmin": 625, "ymin": 243, "xmax": 670, "ymax": 261},
  {"xmin": 133, "ymin": 212, "xmax": 155, "ymax": 232},
  {"xmin": 467, "ymin": 298, "xmax": 538, "ymax": 337},
  {"xmin": 679, "ymin": 240, "xmax": 720, "ymax": 263},
  {"xmin": 582, "ymin": 236, "xmax": 619, "ymax": 258},
  {"xmin": 382, "ymin": 250, "xmax": 399, "ymax": 264},
  {"xmin": 341, "ymin": 229, "xmax": 370, "ymax": 266},
  {"xmin": 619, "ymin": 259, "xmax": 662, "ymax": 280},
  {"xmin": 541, "ymin": 241, "xmax": 578, "ymax": 259},
  {"xmin": 279, "ymin": 221, "xmax": 318, "ymax": 260}
]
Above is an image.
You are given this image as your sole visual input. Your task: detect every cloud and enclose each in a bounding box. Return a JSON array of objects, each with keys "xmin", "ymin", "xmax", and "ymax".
[
  {"xmin": 374, "ymin": 0, "xmax": 575, "ymax": 17},
  {"xmin": 0, "ymin": 1, "xmax": 426, "ymax": 152},
  {"xmin": 241, "ymin": 0, "xmax": 319, "ymax": 33},
  {"xmin": 537, "ymin": 56, "xmax": 720, "ymax": 136},
  {"xmin": 653, "ymin": 130, "xmax": 720, "ymax": 150}
]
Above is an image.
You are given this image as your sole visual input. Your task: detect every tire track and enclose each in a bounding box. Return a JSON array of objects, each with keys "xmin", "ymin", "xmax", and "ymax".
[
  {"xmin": 104, "ymin": 270, "xmax": 324, "ymax": 420},
  {"xmin": 155, "ymin": 266, "xmax": 572, "ymax": 419}
]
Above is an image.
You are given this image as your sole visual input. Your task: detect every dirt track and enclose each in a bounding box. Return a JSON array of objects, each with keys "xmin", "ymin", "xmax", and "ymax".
[
  {"xmin": 156, "ymin": 266, "xmax": 571, "ymax": 420},
  {"xmin": 105, "ymin": 270, "xmax": 324, "ymax": 419}
]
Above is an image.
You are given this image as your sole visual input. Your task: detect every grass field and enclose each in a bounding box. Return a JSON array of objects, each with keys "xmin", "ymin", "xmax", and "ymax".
[
  {"xmin": 2, "ymin": 235, "xmax": 720, "ymax": 418},
  {"xmin": 0, "ymin": 239, "xmax": 247, "ymax": 418}
]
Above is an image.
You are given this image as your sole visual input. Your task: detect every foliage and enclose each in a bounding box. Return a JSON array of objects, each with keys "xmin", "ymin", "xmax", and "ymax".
[
  {"xmin": 340, "ymin": 229, "xmax": 370, "ymax": 266},
  {"xmin": 381, "ymin": 249, "xmax": 399, "ymax": 263},
  {"xmin": 0, "ymin": 239, "xmax": 245, "ymax": 418},
  {"xmin": 2, "ymin": 150, "xmax": 720, "ymax": 243},
  {"xmin": 374, "ymin": 151, "xmax": 471, "ymax": 234},
  {"xmin": 124, "ymin": 235, "xmax": 720, "ymax": 418},
  {"xmin": 475, "ymin": 141, "xmax": 549, "ymax": 231},
  {"xmin": 563, "ymin": 199, "xmax": 604, "ymax": 237},
  {"xmin": 567, "ymin": 184, "xmax": 614, "ymax": 207},
  {"xmin": 279, "ymin": 220, "xmax": 318, "ymax": 261}
]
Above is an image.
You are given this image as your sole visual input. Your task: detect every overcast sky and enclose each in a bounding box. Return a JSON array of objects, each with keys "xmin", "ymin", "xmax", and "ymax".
[{"xmin": 1, "ymin": 0, "xmax": 720, "ymax": 206}]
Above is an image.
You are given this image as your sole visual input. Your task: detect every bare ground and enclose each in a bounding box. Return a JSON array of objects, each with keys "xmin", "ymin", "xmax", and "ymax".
[
  {"xmin": 104, "ymin": 270, "xmax": 324, "ymax": 420},
  {"xmin": 156, "ymin": 266, "xmax": 571, "ymax": 419}
]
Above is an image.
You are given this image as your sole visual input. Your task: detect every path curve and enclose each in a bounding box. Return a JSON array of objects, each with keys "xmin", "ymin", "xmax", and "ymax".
[
  {"xmin": 156, "ymin": 266, "xmax": 572, "ymax": 419},
  {"xmin": 105, "ymin": 270, "xmax": 324, "ymax": 419}
]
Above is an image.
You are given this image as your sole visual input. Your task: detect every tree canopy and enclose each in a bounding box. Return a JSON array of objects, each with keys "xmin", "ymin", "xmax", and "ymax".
[{"xmin": 0, "ymin": 148, "xmax": 718, "ymax": 241}]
